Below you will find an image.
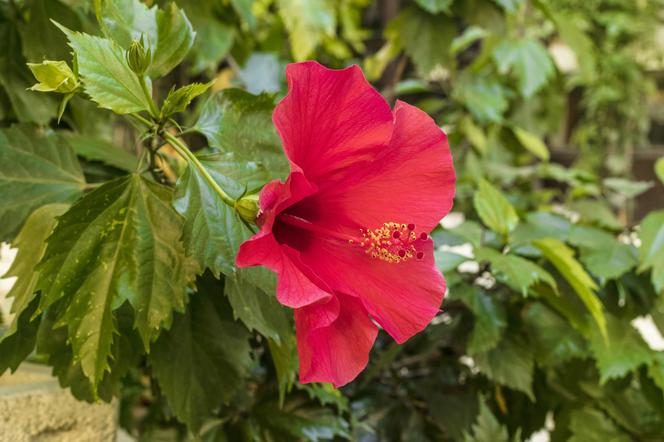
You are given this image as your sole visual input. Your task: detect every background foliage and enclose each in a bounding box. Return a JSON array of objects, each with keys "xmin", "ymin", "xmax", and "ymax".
[{"xmin": 1, "ymin": 0, "xmax": 664, "ymax": 440}]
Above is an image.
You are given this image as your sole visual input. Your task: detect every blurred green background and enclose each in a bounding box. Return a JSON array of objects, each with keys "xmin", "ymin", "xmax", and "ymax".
[{"xmin": 2, "ymin": 0, "xmax": 664, "ymax": 441}]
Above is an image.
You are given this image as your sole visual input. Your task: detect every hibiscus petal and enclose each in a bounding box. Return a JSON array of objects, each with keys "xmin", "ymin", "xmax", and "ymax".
[
  {"xmin": 273, "ymin": 61, "xmax": 393, "ymax": 184},
  {"xmin": 237, "ymin": 172, "xmax": 329, "ymax": 308},
  {"xmin": 298, "ymin": 235, "xmax": 445, "ymax": 344},
  {"xmin": 296, "ymin": 294, "xmax": 378, "ymax": 387},
  {"xmin": 293, "ymin": 99, "xmax": 455, "ymax": 235}
]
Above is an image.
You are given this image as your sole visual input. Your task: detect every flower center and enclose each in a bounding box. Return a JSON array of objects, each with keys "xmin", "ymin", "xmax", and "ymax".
[
  {"xmin": 358, "ymin": 222, "xmax": 427, "ymax": 263},
  {"xmin": 278, "ymin": 214, "xmax": 427, "ymax": 264}
]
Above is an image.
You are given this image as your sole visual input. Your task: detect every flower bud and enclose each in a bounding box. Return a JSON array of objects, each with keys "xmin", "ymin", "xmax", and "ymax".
[
  {"xmin": 235, "ymin": 194, "xmax": 260, "ymax": 223},
  {"xmin": 27, "ymin": 60, "xmax": 79, "ymax": 93},
  {"xmin": 126, "ymin": 36, "xmax": 151, "ymax": 75}
]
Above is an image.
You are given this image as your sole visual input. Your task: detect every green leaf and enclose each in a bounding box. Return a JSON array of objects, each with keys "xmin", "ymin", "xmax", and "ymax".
[
  {"xmin": 460, "ymin": 116, "xmax": 488, "ymax": 154},
  {"xmin": 0, "ymin": 296, "xmax": 41, "ymax": 375},
  {"xmin": 224, "ymin": 268, "xmax": 291, "ymax": 342},
  {"xmin": 27, "ymin": 60, "xmax": 79, "ymax": 93},
  {"xmin": 455, "ymin": 285, "xmax": 507, "ymax": 354},
  {"xmin": 492, "ymin": 0, "xmax": 524, "ymax": 13},
  {"xmin": 178, "ymin": 1, "xmax": 234, "ymax": 75},
  {"xmin": 473, "ymin": 179, "xmax": 519, "ymax": 238},
  {"xmin": 463, "ymin": 400, "xmax": 510, "ymax": 442},
  {"xmin": 475, "ymin": 247, "xmax": 557, "ymax": 295},
  {"xmin": 61, "ymin": 132, "xmax": 138, "ymax": 172},
  {"xmin": 148, "ymin": 3, "xmax": 196, "ymax": 78},
  {"xmin": 533, "ymin": 238, "xmax": 607, "ymax": 339},
  {"xmin": 230, "ymin": 0, "xmax": 257, "ymax": 28},
  {"xmin": 451, "ymin": 26, "xmax": 488, "ymax": 54},
  {"xmin": 173, "ymin": 154, "xmax": 256, "ymax": 277},
  {"xmin": 0, "ymin": 23, "xmax": 58, "ymax": 124},
  {"xmin": 18, "ymin": 0, "xmax": 81, "ymax": 62},
  {"xmin": 269, "ymin": 335, "xmax": 298, "ymax": 406},
  {"xmin": 1, "ymin": 204, "xmax": 69, "ymax": 338},
  {"xmin": 94, "ymin": 0, "xmax": 156, "ymax": 48},
  {"xmin": 391, "ymin": 6, "xmax": 456, "ymax": 76},
  {"xmin": 37, "ymin": 174, "xmax": 194, "ymax": 386},
  {"xmin": 638, "ymin": 210, "xmax": 664, "ymax": 293},
  {"xmin": 161, "ymin": 82, "xmax": 212, "ymax": 118},
  {"xmin": 472, "ymin": 334, "xmax": 534, "ymax": 400},
  {"xmin": 589, "ymin": 314, "xmax": 655, "ymax": 383},
  {"xmin": 655, "ymin": 157, "xmax": 664, "ymax": 185},
  {"xmin": 568, "ymin": 408, "xmax": 631, "ymax": 442},
  {"xmin": 523, "ymin": 302, "xmax": 587, "ymax": 367},
  {"xmin": 0, "ymin": 124, "xmax": 85, "ymax": 242},
  {"xmin": 512, "ymin": 127, "xmax": 549, "ymax": 161},
  {"xmin": 454, "ymin": 75, "xmax": 509, "ymax": 123},
  {"xmin": 581, "ymin": 243, "xmax": 638, "ymax": 281},
  {"xmin": 493, "ymin": 38, "xmax": 554, "ymax": 97},
  {"xmin": 194, "ymin": 89, "xmax": 288, "ymax": 180},
  {"xmin": 415, "ymin": 0, "xmax": 453, "ymax": 14},
  {"xmin": 277, "ymin": 0, "xmax": 336, "ymax": 61},
  {"xmin": 568, "ymin": 198, "xmax": 623, "ymax": 231},
  {"xmin": 603, "ymin": 177, "xmax": 654, "ymax": 198},
  {"xmin": 149, "ymin": 277, "xmax": 252, "ymax": 432},
  {"xmin": 57, "ymin": 24, "xmax": 153, "ymax": 114}
]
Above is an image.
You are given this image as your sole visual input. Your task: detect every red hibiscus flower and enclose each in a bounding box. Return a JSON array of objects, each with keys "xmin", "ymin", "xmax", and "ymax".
[{"xmin": 237, "ymin": 61, "xmax": 455, "ymax": 387}]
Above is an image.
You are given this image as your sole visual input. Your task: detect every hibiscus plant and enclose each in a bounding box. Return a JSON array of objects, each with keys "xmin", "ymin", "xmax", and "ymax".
[{"xmin": 1, "ymin": 0, "xmax": 664, "ymax": 441}]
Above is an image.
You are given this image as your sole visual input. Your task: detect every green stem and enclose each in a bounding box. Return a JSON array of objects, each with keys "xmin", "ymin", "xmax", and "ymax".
[
  {"xmin": 131, "ymin": 112, "xmax": 153, "ymax": 129},
  {"xmin": 139, "ymin": 75, "xmax": 160, "ymax": 118},
  {"xmin": 162, "ymin": 131, "xmax": 236, "ymax": 207}
]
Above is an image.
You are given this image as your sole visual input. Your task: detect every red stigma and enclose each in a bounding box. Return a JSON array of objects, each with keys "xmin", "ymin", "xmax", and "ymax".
[
  {"xmin": 419, "ymin": 233, "xmax": 427, "ymax": 240},
  {"xmin": 416, "ymin": 251, "xmax": 424, "ymax": 259},
  {"xmin": 407, "ymin": 223, "xmax": 415, "ymax": 231},
  {"xmin": 393, "ymin": 231, "xmax": 400, "ymax": 239},
  {"xmin": 398, "ymin": 249, "xmax": 406, "ymax": 257}
]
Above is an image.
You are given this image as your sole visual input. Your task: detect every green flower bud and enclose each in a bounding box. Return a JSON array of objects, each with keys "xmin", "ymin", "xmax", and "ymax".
[
  {"xmin": 126, "ymin": 35, "xmax": 151, "ymax": 75},
  {"xmin": 235, "ymin": 194, "xmax": 260, "ymax": 224},
  {"xmin": 27, "ymin": 60, "xmax": 79, "ymax": 93}
]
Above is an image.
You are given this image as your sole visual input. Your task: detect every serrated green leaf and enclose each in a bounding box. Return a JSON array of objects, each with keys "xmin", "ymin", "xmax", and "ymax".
[
  {"xmin": 391, "ymin": 6, "xmax": 456, "ymax": 76},
  {"xmin": 568, "ymin": 408, "xmax": 631, "ymax": 442},
  {"xmin": 224, "ymin": 267, "xmax": 291, "ymax": 342},
  {"xmin": 455, "ymin": 285, "xmax": 507, "ymax": 354},
  {"xmin": 589, "ymin": 314, "xmax": 655, "ymax": 383},
  {"xmin": 194, "ymin": 89, "xmax": 288, "ymax": 180},
  {"xmin": 161, "ymin": 82, "xmax": 212, "ymax": 118},
  {"xmin": 36, "ymin": 301, "xmax": 141, "ymax": 402},
  {"xmin": 0, "ymin": 124, "xmax": 85, "ymax": 242},
  {"xmin": 475, "ymin": 247, "xmax": 557, "ymax": 295},
  {"xmin": 149, "ymin": 277, "xmax": 252, "ymax": 431},
  {"xmin": 61, "ymin": 132, "xmax": 138, "ymax": 172},
  {"xmin": 463, "ymin": 400, "xmax": 510, "ymax": 442},
  {"xmin": 523, "ymin": 302, "xmax": 586, "ymax": 366},
  {"xmin": 493, "ymin": 38, "xmax": 554, "ymax": 97},
  {"xmin": 472, "ymin": 334, "xmax": 534, "ymax": 400},
  {"xmin": 1, "ymin": 204, "xmax": 69, "ymax": 338},
  {"xmin": 269, "ymin": 335, "xmax": 298, "ymax": 406},
  {"xmin": 656, "ymin": 157, "xmax": 664, "ymax": 185},
  {"xmin": 512, "ymin": 127, "xmax": 549, "ymax": 161},
  {"xmin": 638, "ymin": 210, "xmax": 664, "ymax": 293},
  {"xmin": 473, "ymin": 179, "xmax": 519, "ymax": 238},
  {"xmin": 582, "ymin": 243, "xmax": 638, "ymax": 281},
  {"xmin": 173, "ymin": 153, "xmax": 259, "ymax": 277},
  {"xmin": 27, "ymin": 60, "xmax": 79, "ymax": 93},
  {"xmin": 57, "ymin": 24, "xmax": 153, "ymax": 114},
  {"xmin": 277, "ymin": 0, "xmax": 336, "ymax": 61},
  {"xmin": 37, "ymin": 174, "xmax": 193, "ymax": 386},
  {"xmin": 533, "ymin": 238, "xmax": 607, "ymax": 339}
]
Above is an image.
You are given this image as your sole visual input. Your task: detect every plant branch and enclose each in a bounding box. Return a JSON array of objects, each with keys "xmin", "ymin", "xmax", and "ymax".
[
  {"xmin": 161, "ymin": 131, "xmax": 236, "ymax": 207},
  {"xmin": 139, "ymin": 75, "xmax": 160, "ymax": 118}
]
